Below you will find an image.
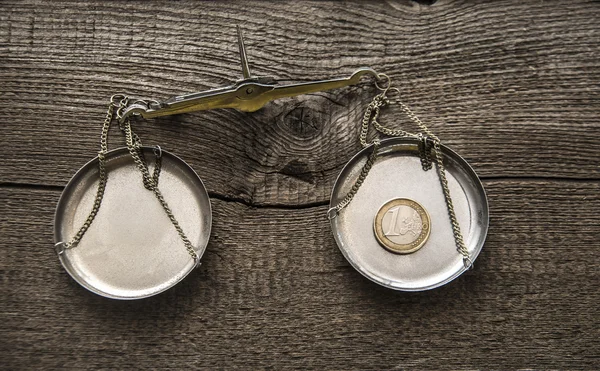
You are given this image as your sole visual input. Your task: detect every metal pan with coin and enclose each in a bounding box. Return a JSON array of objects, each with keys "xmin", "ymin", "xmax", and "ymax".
[{"xmin": 328, "ymin": 137, "xmax": 488, "ymax": 291}]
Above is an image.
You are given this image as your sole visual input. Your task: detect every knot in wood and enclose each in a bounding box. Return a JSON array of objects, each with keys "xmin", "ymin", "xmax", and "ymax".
[{"xmin": 283, "ymin": 104, "xmax": 322, "ymax": 138}]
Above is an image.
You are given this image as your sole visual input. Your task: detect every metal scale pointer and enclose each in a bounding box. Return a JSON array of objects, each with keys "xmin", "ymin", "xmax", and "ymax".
[{"xmin": 119, "ymin": 26, "xmax": 378, "ymax": 121}]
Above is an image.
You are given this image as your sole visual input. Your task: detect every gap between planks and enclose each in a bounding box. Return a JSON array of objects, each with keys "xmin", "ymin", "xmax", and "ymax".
[{"xmin": 1, "ymin": 175, "xmax": 599, "ymax": 210}]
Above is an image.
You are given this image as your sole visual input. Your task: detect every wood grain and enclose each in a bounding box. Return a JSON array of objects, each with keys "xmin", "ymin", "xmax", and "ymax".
[
  {"xmin": 1, "ymin": 0, "xmax": 599, "ymax": 369},
  {"xmin": 1, "ymin": 180, "xmax": 599, "ymax": 369},
  {"xmin": 1, "ymin": 0, "xmax": 599, "ymax": 206}
]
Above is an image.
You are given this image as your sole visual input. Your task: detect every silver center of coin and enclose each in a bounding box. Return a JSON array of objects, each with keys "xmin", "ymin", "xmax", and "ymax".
[
  {"xmin": 381, "ymin": 205, "xmax": 423, "ymax": 245},
  {"xmin": 374, "ymin": 198, "xmax": 431, "ymax": 254}
]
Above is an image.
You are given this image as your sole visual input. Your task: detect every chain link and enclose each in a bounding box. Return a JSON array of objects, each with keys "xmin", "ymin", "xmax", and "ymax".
[
  {"xmin": 330, "ymin": 75, "xmax": 472, "ymax": 268},
  {"xmin": 58, "ymin": 99, "xmax": 115, "ymax": 251},
  {"xmin": 327, "ymin": 139, "xmax": 380, "ymax": 220},
  {"xmin": 431, "ymin": 140, "xmax": 470, "ymax": 263},
  {"xmin": 57, "ymin": 96, "xmax": 198, "ymax": 262},
  {"xmin": 359, "ymin": 93, "xmax": 414, "ymax": 148}
]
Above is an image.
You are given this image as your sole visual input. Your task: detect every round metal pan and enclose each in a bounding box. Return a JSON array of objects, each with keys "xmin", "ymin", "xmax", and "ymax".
[
  {"xmin": 329, "ymin": 137, "xmax": 488, "ymax": 291},
  {"xmin": 54, "ymin": 147, "xmax": 211, "ymax": 299}
]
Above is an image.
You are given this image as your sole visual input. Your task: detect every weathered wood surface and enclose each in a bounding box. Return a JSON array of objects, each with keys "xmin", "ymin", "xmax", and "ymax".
[{"xmin": 1, "ymin": 0, "xmax": 599, "ymax": 369}]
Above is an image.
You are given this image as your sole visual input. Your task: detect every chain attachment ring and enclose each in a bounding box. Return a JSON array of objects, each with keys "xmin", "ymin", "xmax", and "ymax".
[
  {"xmin": 53, "ymin": 241, "xmax": 69, "ymax": 255},
  {"xmin": 153, "ymin": 145, "xmax": 162, "ymax": 159},
  {"xmin": 463, "ymin": 256, "xmax": 474, "ymax": 270},
  {"xmin": 375, "ymin": 73, "xmax": 391, "ymax": 94},
  {"xmin": 327, "ymin": 207, "xmax": 338, "ymax": 220},
  {"xmin": 110, "ymin": 94, "xmax": 127, "ymax": 108}
]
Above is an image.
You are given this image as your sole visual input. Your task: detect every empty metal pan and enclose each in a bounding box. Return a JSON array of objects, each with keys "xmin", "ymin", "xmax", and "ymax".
[{"xmin": 54, "ymin": 147, "xmax": 211, "ymax": 299}]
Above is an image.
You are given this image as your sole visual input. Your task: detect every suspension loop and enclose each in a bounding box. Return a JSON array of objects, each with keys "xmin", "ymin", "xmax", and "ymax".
[
  {"xmin": 375, "ymin": 73, "xmax": 391, "ymax": 94},
  {"xmin": 110, "ymin": 94, "xmax": 127, "ymax": 108},
  {"xmin": 115, "ymin": 96, "xmax": 130, "ymax": 120},
  {"xmin": 385, "ymin": 87, "xmax": 402, "ymax": 106}
]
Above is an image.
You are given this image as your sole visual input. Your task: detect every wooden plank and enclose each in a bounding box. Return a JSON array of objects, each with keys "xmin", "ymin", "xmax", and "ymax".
[
  {"xmin": 1, "ymin": 179, "xmax": 599, "ymax": 369},
  {"xmin": 1, "ymin": 0, "xmax": 599, "ymax": 208},
  {"xmin": 1, "ymin": 0, "xmax": 599, "ymax": 369}
]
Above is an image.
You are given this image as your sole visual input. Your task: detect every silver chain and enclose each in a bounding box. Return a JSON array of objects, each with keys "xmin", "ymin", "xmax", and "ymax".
[
  {"xmin": 54, "ymin": 95, "xmax": 198, "ymax": 262},
  {"xmin": 329, "ymin": 75, "xmax": 472, "ymax": 268},
  {"xmin": 327, "ymin": 139, "xmax": 380, "ymax": 220}
]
